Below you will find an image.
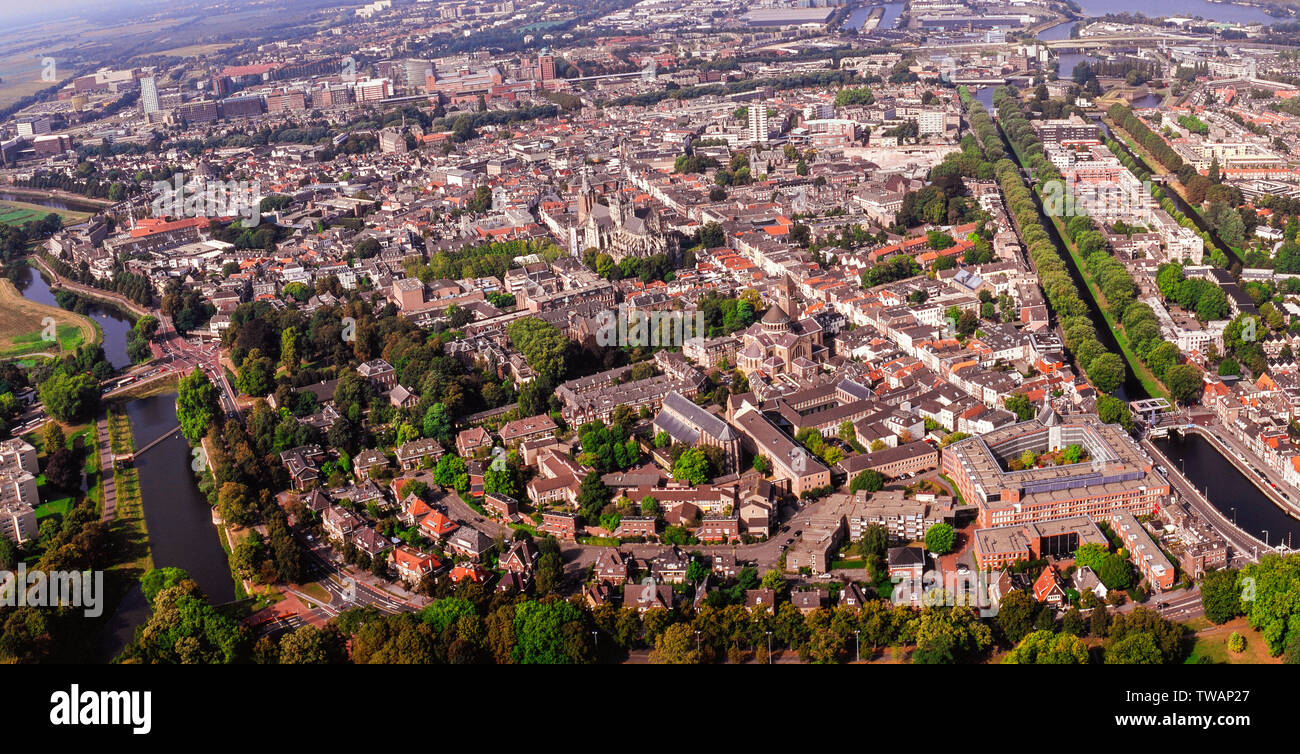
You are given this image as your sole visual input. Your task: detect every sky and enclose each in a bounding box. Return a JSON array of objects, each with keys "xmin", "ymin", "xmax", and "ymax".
[{"xmin": 0, "ymin": 0, "xmax": 157, "ymax": 25}]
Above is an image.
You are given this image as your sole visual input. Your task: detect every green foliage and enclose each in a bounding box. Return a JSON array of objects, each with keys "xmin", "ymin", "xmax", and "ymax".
[
  {"xmin": 924, "ymin": 523, "xmax": 955, "ymax": 555},
  {"xmin": 1200, "ymin": 568, "xmax": 1243, "ymax": 625},
  {"xmin": 176, "ymin": 369, "xmax": 222, "ymax": 445},
  {"xmin": 38, "ymin": 372, "xmax": 98, "ymax": 424},
  {"xmin": 511, "ymin": 600, "xmax": 591, "ymax": 664},
  {"xmin": 507, "ymin": 317, "xmax": 568, "ymax": 382},
  {"xmin": 1003, "ymin": 630, "xmax": 1089, "ymax": 664}
]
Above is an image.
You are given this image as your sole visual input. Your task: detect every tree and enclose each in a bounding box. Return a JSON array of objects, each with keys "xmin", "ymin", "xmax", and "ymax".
[
  {"xmin": 650, "ymin": 623, "xmax": 701, "ymax": 664},
  {"xmin": 1239, "ymin": 554, "xmax": 1300, "ymax": 655},
  {"xmin": 672, "ymin": 447, "xmax": 711, "ymax": 485},
  {"xmin": 849, "ymin": 469, "xmax": 884, "ymax": 493},
  {"xmin": 1086, "ymin": 352, "xmax": 1126, "ymax": 395},
  {"xmin": 996, "ymin": 590, "xmax": 1038, "ymax": 645},
  {"xmin": 40, "ymin": 421, "xmax": 66, "ymax": 453},
  {"xmin": 176, "ymin": 369, "xmax": 222, "ymax": 444},
  {"xmin": 43, "ymin": 449, "xmax": 82, "ymax": 492},
  {"xmin": 1074, "ymin": 543, "xmax": 1109, "ymax": 572},
  {"xmin": 38, "ymin": 373, "xmax": 98, "ymax": 423},
  {"xmin": 218, "ymin": 481, "xmax": 260, "ymax": 527},
  {"xmin": 278, "ymin": 625, "xmax": 347, "ymax": 664},
  {"xmin": 1107, "ymin": 607, "xmax": 1184, "ymax": 662},
  {"xmin": 235, "ymin": 348, "xmax": 275, "ymax": 397},
  {"xmin": 1096, "ymin": 395, "xmax": 1133, "ymax": 430},
  {"xmin": 506, "ymin": 318, "xmax": 568, "ymax": 382},
  {"xmin": 279, "ymin": 326, "xmax": 301, "ymax": 375},
  {"xmin": 1165, "ymin": 363, "xmax": 1204, "ymax": 405},
  {"xmin": 1103, "ymin": 631, "xmax": 1163, "ymax": 664},
  {"xmin": 575, "ymin": 471, "xmax": 611, "ymax": 522},
  {"xmin": 1097, "ymin": 553, "xmax": 1132, "ymax": 590},
  {"xmin": 434, "ymin": 454, "xmax": 469, "ymax": 492},
  {"xmin": 1004, "ymin": 393, "xmax": 1035, "ymax": 421},
  {"xmin": 912, "ymin": 606, "xmax": 992, "ymax": 664},
  {"xmin": 422, "ymin": 403, "xmax": 452, "ymax": 441},
  {"xmin": 1003, "ymin": 630, "xmax": 1089, "ymax": 664},
  {"xmin": 511, "ymin": 600, "xmax": 590, "ymax": 664},
  {"xmin": 484, "ymin": 463, "xmax": 520, "ymax": 499},
  {"xmin": 1200, "ymin": 567, "xmax": 1242, "ymax": 625},
  {"xmin": 924, "ymin": 523, "xmax": 955, "ymax": 555}
]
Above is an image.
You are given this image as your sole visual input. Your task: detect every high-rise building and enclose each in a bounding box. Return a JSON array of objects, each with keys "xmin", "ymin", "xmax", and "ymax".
[
  {"xmin": 748, "ymin": 103, "xmax": 770, "ymax": 144},
  {"xmin": 404, "ymin": 59, "xmax": 432, "ymax": 92},
  {"xmin": 538, "ymin": 54, "xmax": 556, "ymax": 81},
  {"xmin": 141, "ymin": 76, "xmax": 160, "ymax": 114}
]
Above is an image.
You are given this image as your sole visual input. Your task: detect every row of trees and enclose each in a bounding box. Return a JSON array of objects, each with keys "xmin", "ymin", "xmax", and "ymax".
[
  {"xmin": 987, "ymin": 88, "xmax": 1126, "ymax": 397},
  {"xmin": 1108, "ymin": 103, "xmax": 1184, "ymax": 174}
]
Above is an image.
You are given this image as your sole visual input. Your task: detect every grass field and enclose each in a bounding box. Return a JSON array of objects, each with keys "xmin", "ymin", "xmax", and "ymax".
[
  {"xmin": 0, "ymin": 198, "xmax": 93, "ymax": 226},
  {"xmin": 0, "ymin": 274, "xmax": 99, "ymax": 359},
  {"xmin": 1186, "ymin": 617, "xmax": 1280, "ymax": 664}
]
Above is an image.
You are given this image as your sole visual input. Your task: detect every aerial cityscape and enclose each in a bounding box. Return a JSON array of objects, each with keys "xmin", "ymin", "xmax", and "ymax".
[{"xmin": 6, "ymin": 0, "xmax": 1300, "ymax": 676}]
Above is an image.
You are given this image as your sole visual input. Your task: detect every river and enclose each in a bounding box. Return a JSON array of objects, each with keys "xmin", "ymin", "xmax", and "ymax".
[
  {"xmin": 98, "ymin": 392, "xmax": 236, "ymax": 659},
  {"xmin": 1154, "ymin": 432, "xmax": 1300, "ymax": 550},
  {"xmin": 1076, "ymin": 0, "xmax": 1276, "ymax": 25},
  {"xmin": 0, "ymin": 191, "xmax": 104, "ymax": 215},
  {"xmin": 12, "ymin": 261, "xmax": 134, "ymax": 370}
]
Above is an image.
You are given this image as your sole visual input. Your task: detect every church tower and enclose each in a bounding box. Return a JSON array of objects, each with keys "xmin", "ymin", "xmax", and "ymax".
[
  {"xmin": 577, "ymin": 170, "xmax": 595, "ymax": 224},
  {"xmin": 608, "ymin": 182, "xmax": 624, "ymax": 229},
  {"xmin": 778, "ymin": 274, "xmax": 798, "ymax": 320}
]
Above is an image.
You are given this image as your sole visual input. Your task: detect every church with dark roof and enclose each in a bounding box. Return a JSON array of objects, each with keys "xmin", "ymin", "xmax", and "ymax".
[{"xmin": 736, "ymin": 275, "xmax": 826, "ymax": 378}]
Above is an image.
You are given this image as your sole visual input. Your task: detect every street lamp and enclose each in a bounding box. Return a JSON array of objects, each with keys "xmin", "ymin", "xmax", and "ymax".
[
  {"xmin": 766, "ymin": 631, "xmax": 773, "ymax": 664},
  {"xmin": 592, "ymin": 630, "xmax": 598, "ymax": 652},
  {"xmin": 1264, "ymin": 530, "xmax": 1270, "ymax": 549},
  {"xmin": 854, "ymin": 630, "xmax": 861, "ymax": 663},
  {"xmin": 695, "ymin": 630, "xmax": 701, "ymax": 656}
]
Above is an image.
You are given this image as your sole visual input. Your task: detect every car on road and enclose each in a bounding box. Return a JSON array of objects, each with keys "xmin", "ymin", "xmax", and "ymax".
[{"xmin": 785, "ymin": 538, "xmax": 795, "ymax": 546}]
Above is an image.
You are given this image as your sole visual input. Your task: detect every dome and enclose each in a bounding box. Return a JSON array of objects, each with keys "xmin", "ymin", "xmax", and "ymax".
[{"xmin": 761, "ymin": 304, "xmax": 790, "ymax": 325}]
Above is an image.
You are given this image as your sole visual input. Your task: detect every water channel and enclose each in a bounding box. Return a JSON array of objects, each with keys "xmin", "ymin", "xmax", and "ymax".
[{"xmin": 11, "ymin": 261, "xmax": 134, "ymax": 370}]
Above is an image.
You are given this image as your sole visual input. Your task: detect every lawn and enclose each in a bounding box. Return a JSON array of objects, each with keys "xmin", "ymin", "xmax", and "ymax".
[
  {"xmin": 1186, "ymin": 618, "xmax": 1280, "ymax": 665},
  {"xmin": 35, "ymin": 495, "xmax": 72, "ymax": 521},
  {"xmin": 0, "ymin": 275, "xmax": 100, "ymax": 359}
]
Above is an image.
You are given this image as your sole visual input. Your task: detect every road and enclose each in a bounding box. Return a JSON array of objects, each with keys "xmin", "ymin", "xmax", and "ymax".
[
  {"xmin": 1192, "ymin": 420, "xmax": 1300, "ymax": 527},
  {"xmin": 1141, "ymin": 436, "xmax": 1267, "ymax": 568},
  {"xmin": 151, "ymin": 313, "xmax": 239, "ymax": 416}
]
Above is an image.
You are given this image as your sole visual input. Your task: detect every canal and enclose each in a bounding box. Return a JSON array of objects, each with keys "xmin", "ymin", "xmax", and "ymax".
[
  {"xmin": 127, "ymin": 392, "xmax": 235, "ymax": 604},
  {"xmin": 1094, "ymin": 118, "xmax": 1243, "ymax": 266},
  {"xmin": 990, "ymin": 105, "xmax": 1143, "ymax": 400},
  {"xmin": 845, "ymin": 2, "xmax": 905, "ymax": 31},
  {"xmin": 1154, "ymin": 432, "xmax": 1300, "ymax": 551},
  {"xmin": 12, "ymin": 260, "xmax": 135, "ymax": 370},
  {"xmin": 99, "ymin": 392, "xmax": 236, "ymax": 659}
]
